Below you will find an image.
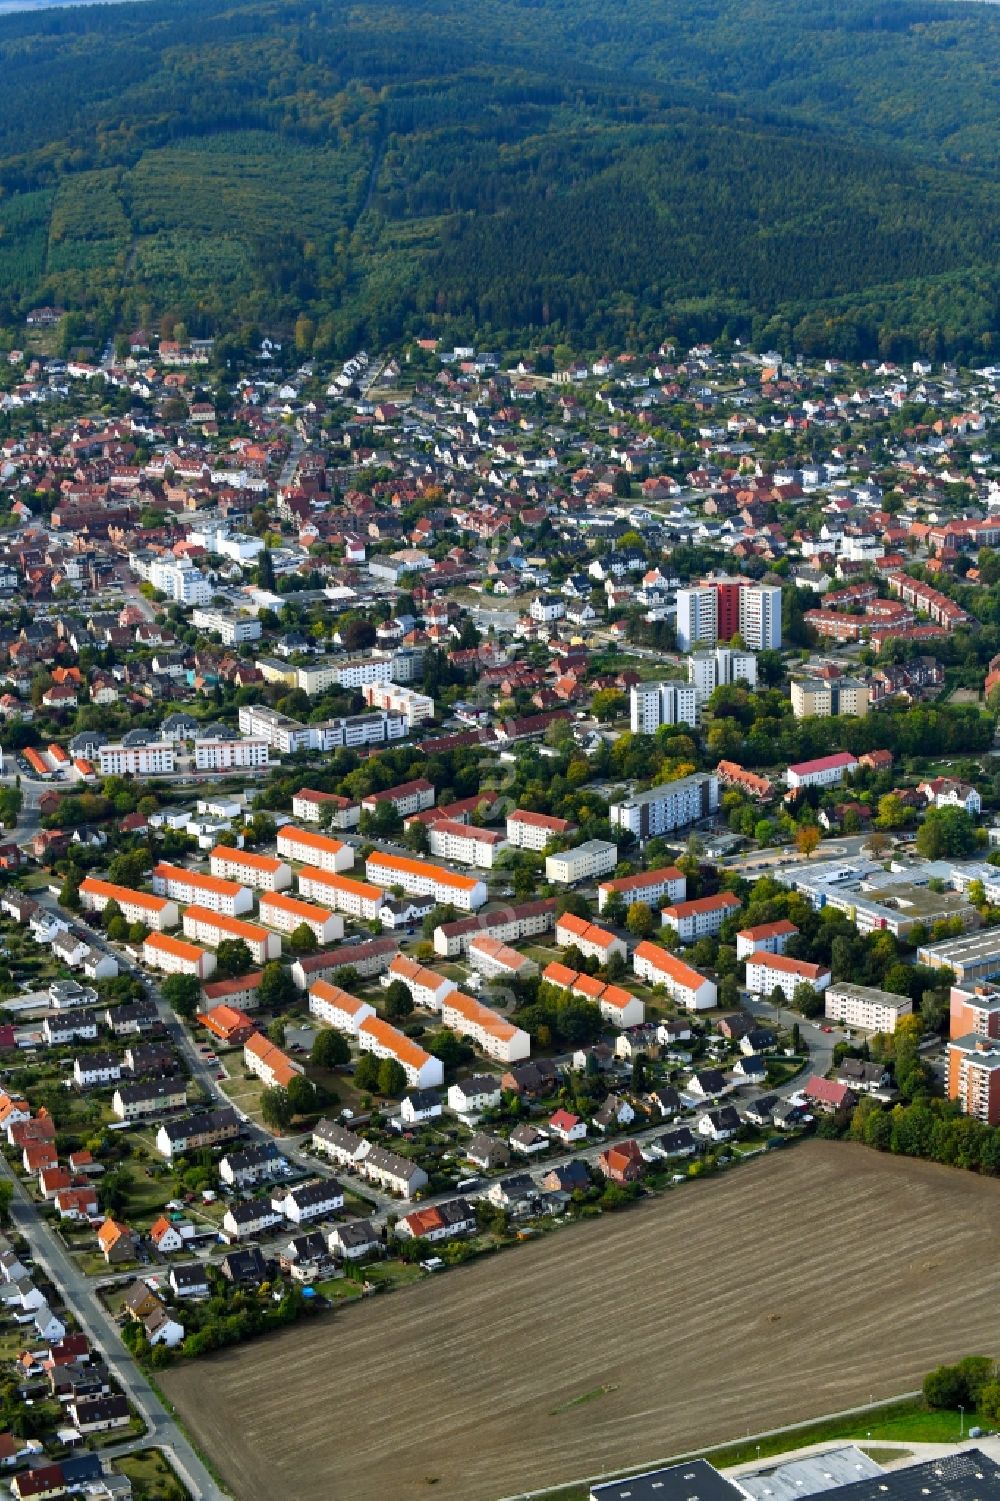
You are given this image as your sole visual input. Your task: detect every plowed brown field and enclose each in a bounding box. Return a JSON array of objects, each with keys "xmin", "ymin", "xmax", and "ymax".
[{"xmin": 161, "ymin": 1142, "xmax": 1000, "ymax": 1501}]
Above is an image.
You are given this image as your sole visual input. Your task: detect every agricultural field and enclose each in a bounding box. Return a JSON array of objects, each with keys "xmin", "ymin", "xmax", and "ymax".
[{"xmin": 160, "ymin": 1141, "xmax": 1000, "ymax": 1501}]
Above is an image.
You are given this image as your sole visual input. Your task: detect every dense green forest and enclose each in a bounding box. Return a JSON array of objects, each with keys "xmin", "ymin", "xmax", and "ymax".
[{"xmin": 0, "ymin": 0, "xmax": 999, "ymax": 355}]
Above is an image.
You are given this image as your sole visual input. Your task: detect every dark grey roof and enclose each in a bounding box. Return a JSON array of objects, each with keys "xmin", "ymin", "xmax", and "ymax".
[
  {"xmin": 592, "ymin": 1458, "xmax": 746, "ymax": 1501},
  {"xmin": 828, "ymin": 1452, "xmax": 1000, "ymax": 1501}
]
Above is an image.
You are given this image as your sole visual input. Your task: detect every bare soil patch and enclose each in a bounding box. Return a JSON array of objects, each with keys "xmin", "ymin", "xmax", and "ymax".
[{"xmin": 160, "ymin": 1142, "xmax": 1000, "ymax": 1501}]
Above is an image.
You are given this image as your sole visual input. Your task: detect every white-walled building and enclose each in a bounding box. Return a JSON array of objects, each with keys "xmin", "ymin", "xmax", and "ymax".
[
  {"xmin": 676, "ymin": 587, "xmax": 718, "ymax": 652},
  {"xmin": 609, "ymin": 773, "xmax": 718, "ymax": 841},
  {"xmin": 151, "ymin": 864, "xmax": 253, "ymax": 917},
  {"xmin": 366, "ymin": 852, "xmax": 487, "ymax": 911},
  {"xmin": 258, "ymin": 892, "xmax": 343, "ymax": 946},
  {"xmin": 361, "ymin": 681, "xmax": 434, "ymax": 726},
  {"xmin": 824, "ymin": 981, "xmax": 913, "ymax": 1033},
  {"xmin": 357, "ymin": 1016, "xmax": 444, "ymax": 1089},
  {"xmin": 597, "ymin": 866, "xmax": 686, "ymax": 914},
  {"xmin": 688, "ymin": 647, "xmax": 757, "ymax": 702},
  {"xmin": 383, "ymin": 954, "xmax": 457, "ymax": 1011},
  {"xmin": 291, "ymin": 789, "xmax": 360, "ymax": 828},
  {"xmin": 740, "ymin": 583, "xmax": 782, "ymax": 650},
  {"xmin": 308, "ymin": 979, "xmax": 375, "ymax": 1034},
  {"xmin": 735, "ymin": 919, "xmax": 798, "ymax": 961},
  {"xmin": 190, "ymin": 609, "xmax": 262, "ymax": 645},
  {"xmin": 746, "ymin": 950, "xmax": 831, "ymax": 1003},
  {"xmin": 506, "ymin": 809, "xmax": 577, "ymax": 851},
  {"xmin": 276, "ymin": 826, "xmax": 354, "ymax": 874},
  {"xmin": 630, "ymin": 680, "xmax": 698, "ymax": 734},
  {"xmin": 632, "ymin": 941, "xmax": 717, "ymax": 1011},
  {"xmin": 194, "ymin": 739, "xmax": 269, "ymax": 772},
  {"xmin": 545, "ymin": 840, "xmax": 618, "ymax": 885},
  {"xmin": 784, "ymin": 752, "xmax": 858, "ymax": 790},
  {"xmin": 209, "ymin": 846, "xmax": 292, "ymax": 892},
  {"xmin": 661, "ymin": 891, "xmax": 742, "ymax": 943},
  {"xmin": 428, "ymin": 819, "xmax": 507, "ymax": 869},
  {"xmin": 143, "ymin": 932, "xmax": 216, "ymax": 980},
  {"xmin": 297, "ymin": 868, "xmax": 384, "ymax": 921},
  {"xmin": 79, "ymin": 879, "xmax": 178, "ymax": 932},
  {"xmin": 181, "ymin": 906, "xmax": 281, "ymax": 966},
  {"xmin": 440, "ymin": 990, "xmax": 531, "ymax": 1063},
  {"xmin": 97, "ymin": 742, "xmax": 175, "ymax": 776}
]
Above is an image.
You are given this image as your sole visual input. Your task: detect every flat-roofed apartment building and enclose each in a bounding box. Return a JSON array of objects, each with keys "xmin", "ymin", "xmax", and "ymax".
[
  {"xmin": 209, "ymin": 846, "xmax": 292, "ymax": 893},
  {"xmin": 181, "ymin": 906, "xmax": 281, "ymax": 967},
  {"xmin": 152, "ymin": 864, "xmax": 253, "ymax": 917},
  {"xmin": 948, "ymin": 1034, "xmax": 1000, "ymax": 1125},
  {"xmin": 275, "ymin": 826, "xmax": 354, "ymax": 874},
  {"xmin": 545, "ymin": 840, "xmax": 618, "ymax": 885},
  {"xmin": 824, "ymin": 981, "xmax": 913, "ymax": 1033},
  {"xmin": 80, "ymin": 879, "xmax": 178, "ymax": 932},
  {"xmin": 609, "ymin": 773, "xmax": 719, "ymax": 841},
  {"xmin": 97, "ymin": 742, "xmax": 174, "ymax": 776}
]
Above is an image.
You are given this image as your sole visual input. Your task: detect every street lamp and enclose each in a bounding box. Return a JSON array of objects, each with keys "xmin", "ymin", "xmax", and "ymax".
[{"xmin": 959, "ymin": 1404, "xmax": 965, "ymax": 1440}]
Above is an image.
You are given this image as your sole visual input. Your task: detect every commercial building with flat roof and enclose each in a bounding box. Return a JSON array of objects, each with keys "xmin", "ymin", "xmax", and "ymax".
[{"xmin": 918, "ymin": 929, "xmax": 1000, "ymax": 984}]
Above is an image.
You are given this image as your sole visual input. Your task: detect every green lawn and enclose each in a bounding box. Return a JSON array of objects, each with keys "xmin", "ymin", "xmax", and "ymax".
[{"xmin": 116, "ymin": 1448, "xmax": 189, "ymax": 1501}]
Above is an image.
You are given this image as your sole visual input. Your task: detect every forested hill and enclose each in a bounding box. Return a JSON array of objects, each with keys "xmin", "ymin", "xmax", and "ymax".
[{"xmin": 0, "ymin": 0, "xmax": 999, "ymax": 358}]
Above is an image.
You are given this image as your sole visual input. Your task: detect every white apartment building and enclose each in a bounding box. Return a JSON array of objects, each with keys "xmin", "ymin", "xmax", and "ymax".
[
  {"xmin": 194, "ymin": 738, "xmax": 269, "ymax": 772},
  {"xmin": 258, "ymin": 892, "xmax": 343, "ymax": 946},
  {"xmin": 276, "ymin": 826, "xmax": 354, "ymax": 874},
  {"xmin": 440, "ymin": 990, "xmax": 531, "ymax": 1064},
  {"xmin": 366, "ymin": 852, "xmax": 487, "ymax": 911},
  {"xmin": 237, "ymin": 704, "xmax": 405, "ymax": 753},
  {"xmin": 151, "ymin": 864, "xmax": 253, "ymax": 917},
  {"xmin": 824, "ymin": 981, "xmax": 913, "ymax": 1033},
  {"xmin": 632, "ymin": 941, "xmax": 717, "ymax": 1010},
  {"xmin": 661, "ymin": 892, "xmax": 742, "ymax": 943},
  {"xmin": 688, "ymin": 647, "xmax": 757, "ymax": 701},
  {"xmin": 209, "ymin": 846, "xmax": 292, "ymax": 892},
  {"xmin": 428, "ymin": 819, "xmax": 507, "ymax": 870},
  {"xmin": 297, "ymin": 868, "xmax": 384, "ymax": 922},
  {"xmin": 308, "ymin": 980, "xmax": 375, "ymax": 1034},
  {"xmin": 298, "ymin": 657, "xmax": 392, "ymax": 694},
  {"xmin": 291, "ymin": 790, "xmax": 359, "ymax": 828},
  {"xmin": 745, "ymin": 951, "xmax": 831, "ymax": 1004},
  {"xmin": 357, "ymin": 1016, "xmax": 444, "ymax": 1089},
  {"xmin": 360, "ymin": 778, "xmax": 435, "ymax": 819},
  {"xmin": 181, "ymin": 906, "xmax": 281, "ymax": 966},
  {"xmin": 97, "ymin": 742, "xmax": 175, "ymax": 777},
  {"xmin": 506, "ymin": 809, "xmax": 576, "ymax": 852},
  {"xmin": 361, "ymin": 681, "xmax": 434, "ymax": 726},
  {"xmin": 433, "ymin": 897, "xmax": 558, "ymax": 957},
  {"xmin": 609, "ymin": 773, "xmax": 718, "ymax": 841},
  {"xmin": 190, "ymin": 610, "xmax": 262, "ymax": 645},
  {"xmin": 544, "ymin": 840, "xmax": 618, "ymax": 885},
  {"xmin": 148, "ymin": 559, "xmax": 212, "ymax": 605},
  {"xmin": 784, "ymin": 752, "xmax": 858, "ymax": 790},
  {"xmin": 597, "ymin": 866, "xmax": 686, "ymax": 914},
  {"xmin": 383, "ymin": 954, "xmax": 457, "ymax": 1011},
  {"xmin": 675, "ymin": 587, "xmax": 718, "ymax": 652},
  {"xmin": 735, "ymin": 919, "xmax": 797, "ymax": 961},
  {"xmin": 142, "ymin": 932, "xmax": 216, "ymax": 980},
  {"xmin": 630, "ymin": 681, "xmax": 698, "ymax": 734},
  {"xmin": 79, "ymin": 878, "xmax": 178, "ymax": 931},
  {"xmin": 739, "ymin": 584, "xmax": 782, "ymax": 650}
]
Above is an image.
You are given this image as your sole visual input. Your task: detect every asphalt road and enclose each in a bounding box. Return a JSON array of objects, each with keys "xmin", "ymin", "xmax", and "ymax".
[{"xmin": 0, "ymin": 1156, "xmax": 228, "ymax": 1500}]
